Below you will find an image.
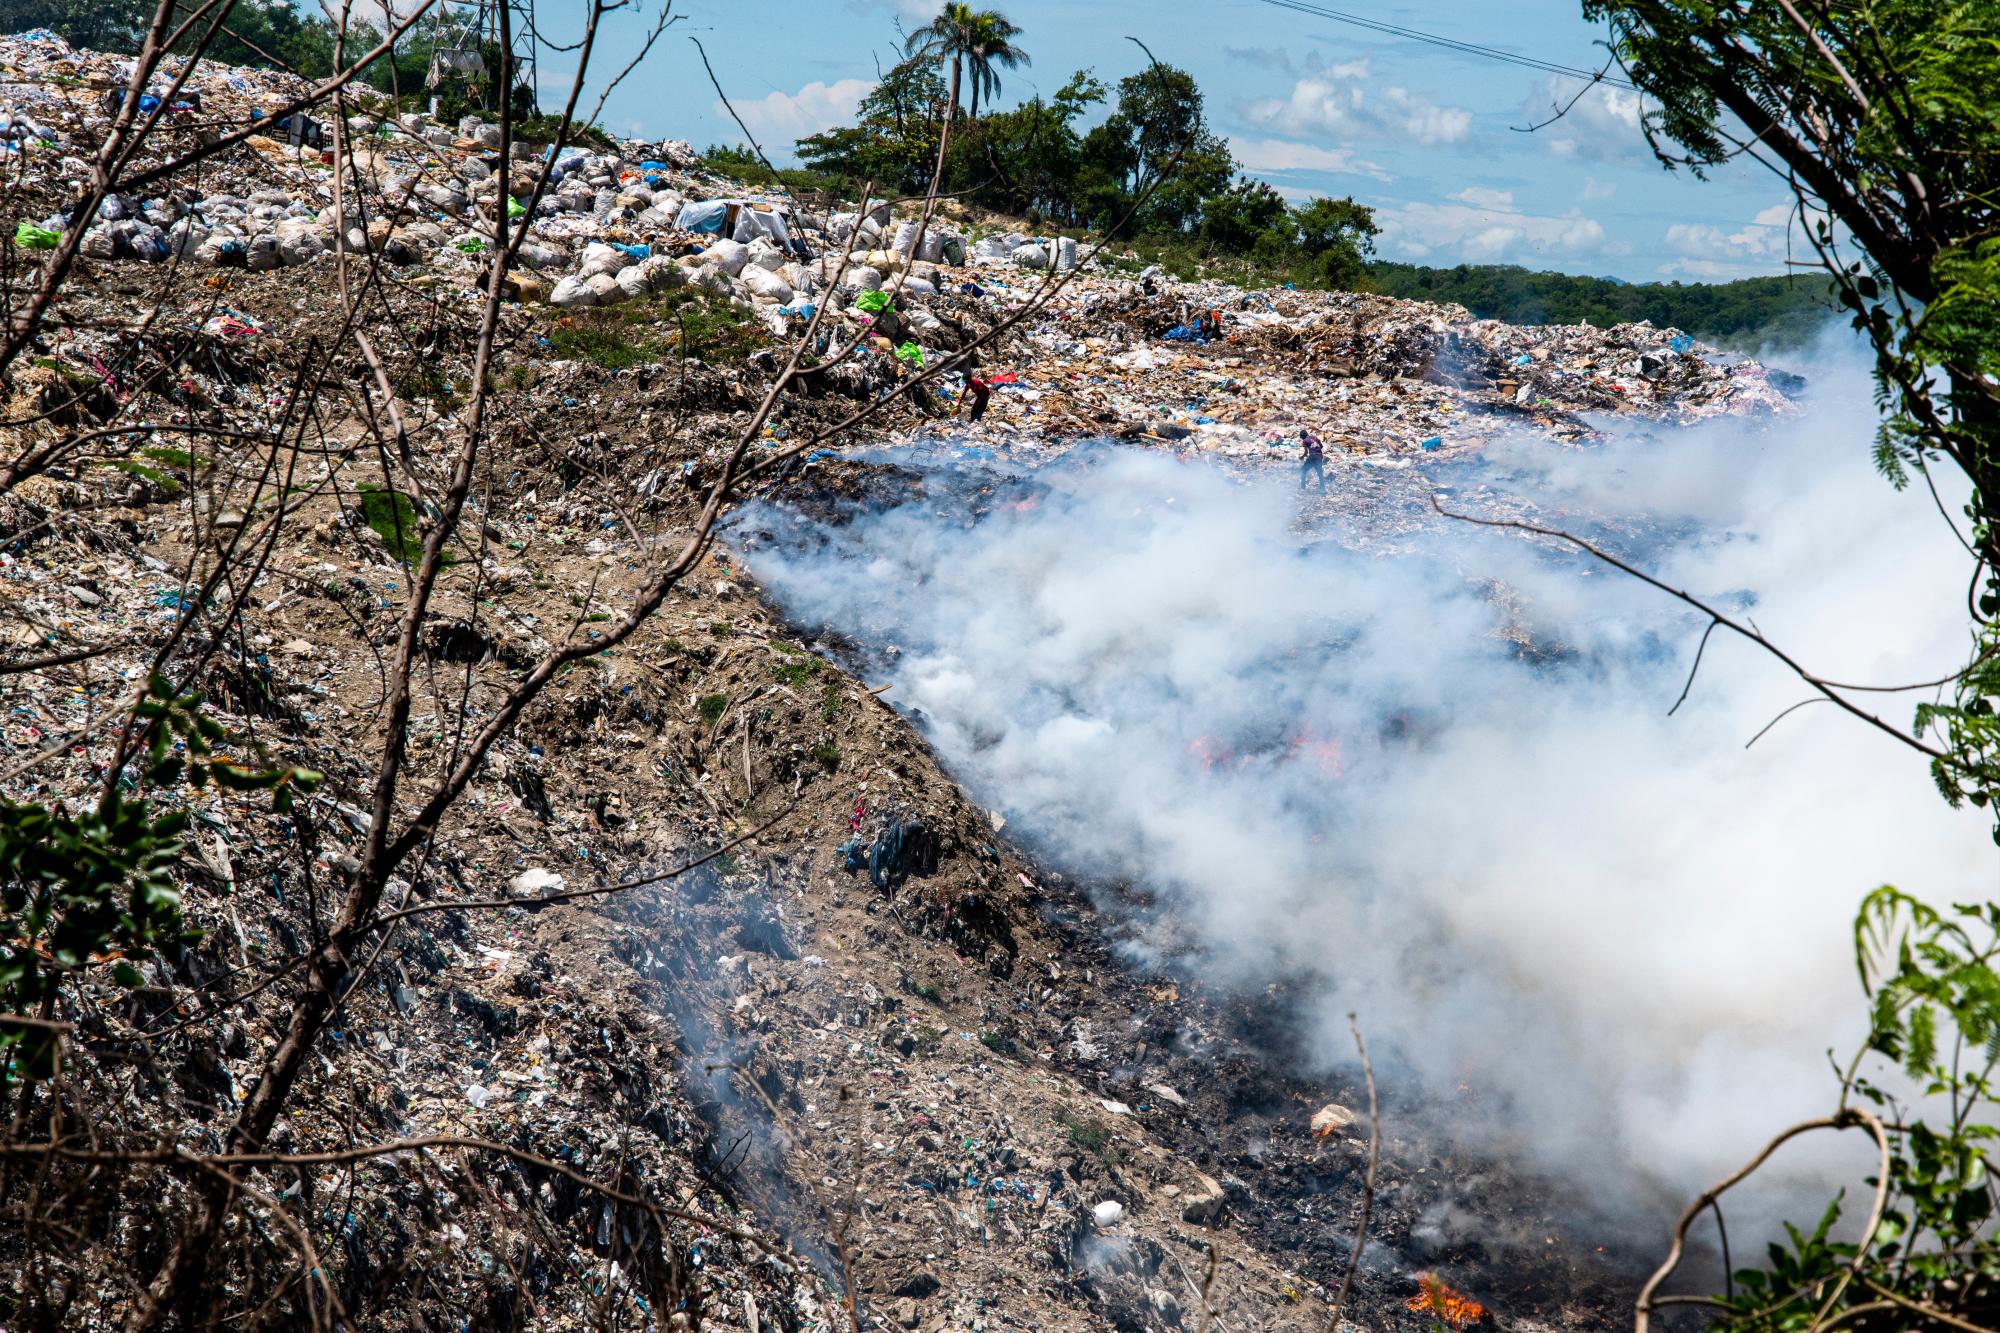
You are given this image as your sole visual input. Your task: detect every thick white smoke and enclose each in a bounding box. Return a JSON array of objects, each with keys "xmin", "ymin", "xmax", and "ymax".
[{"xmin": 737, "ymin": 339, "xmax": 1995, "ymax": 1203}]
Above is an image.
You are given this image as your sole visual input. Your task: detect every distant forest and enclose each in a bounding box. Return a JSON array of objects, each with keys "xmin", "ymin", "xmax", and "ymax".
[{"xmin": 1364, "ymin": 263, "xmax": 1839, "ymax": 350}]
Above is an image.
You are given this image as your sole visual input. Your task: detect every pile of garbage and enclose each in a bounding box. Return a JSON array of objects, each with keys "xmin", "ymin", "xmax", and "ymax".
[{"xmin": 0, "ymin": 30, "xmax": 977, "ymax": 327}]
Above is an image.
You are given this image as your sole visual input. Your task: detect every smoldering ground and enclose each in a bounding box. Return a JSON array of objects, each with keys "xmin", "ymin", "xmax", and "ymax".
[{"xmin": 731, "ymin": 339, "xmax": 1994, "ymax": 1228}]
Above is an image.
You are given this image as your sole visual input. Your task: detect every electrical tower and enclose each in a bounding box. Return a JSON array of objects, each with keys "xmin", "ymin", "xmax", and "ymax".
[{"xmin": 425, "ymin": 0, "xmax": 536, "ymax": 117}]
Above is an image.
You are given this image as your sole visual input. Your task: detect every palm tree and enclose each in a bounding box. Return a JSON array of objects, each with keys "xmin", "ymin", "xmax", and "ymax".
[
  {"xmin": 903, "ymin": 3, "xmax": 1031, "ymax": 125},
  {"xmin": 964, "ymin": 10, "xmax": 1030, "ymax": 120}
]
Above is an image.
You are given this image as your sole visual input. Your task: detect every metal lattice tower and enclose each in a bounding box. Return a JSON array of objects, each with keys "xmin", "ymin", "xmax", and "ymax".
[{"xmin": 427, "ymin": 0, "xmax": 535, "ymax": 115}]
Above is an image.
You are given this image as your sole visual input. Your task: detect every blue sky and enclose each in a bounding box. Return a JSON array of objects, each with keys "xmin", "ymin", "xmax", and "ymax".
[{"xmin": 540, "ymin": 0, "xmax": 1808, "ymax": 283}]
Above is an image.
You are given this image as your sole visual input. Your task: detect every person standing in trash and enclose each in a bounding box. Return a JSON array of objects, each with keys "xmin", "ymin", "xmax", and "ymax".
[
  {"xmin": 964, "ymin": 371, "xmax": 992, "ymax": 423},
  {"xmin": 942, "ymin": 350, "xmax": 992, "ymax": 424},
  {"xmin": 1299, "ymin": 430, "xmax": 1326, "ymax": 493}
]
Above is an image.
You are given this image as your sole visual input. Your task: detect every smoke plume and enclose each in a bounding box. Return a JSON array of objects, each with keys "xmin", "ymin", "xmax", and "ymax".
[{"xmin": 735, "ymin": 338, "xmax": 1994, "ymax": 1204}]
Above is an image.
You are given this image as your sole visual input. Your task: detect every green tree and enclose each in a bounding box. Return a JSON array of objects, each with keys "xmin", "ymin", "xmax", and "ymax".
[
  {"xmin": 1078, "ymin": 61, "xmax": 1233, "ymax": 236},
  {"xmin": 961, "ymin": 7, "xmax": 1030, "ymax": 120},
  {"xmin": 969, "ymin": 69, "xmax": 1105, "ymax": 224},
  {"xmin": 1288, "ymin": 195, "xmax": 1379, "ymax": 288},
  {"xmin": 1362, "ymin": 262, "xmax": 1834, "ymax": 348},
  {"xmin": 1588, "ymin": 1, "xmax": 2000, "ymax": 580},
  {"xmin": 1200, "ymin": 178, "xmax": 1287, "ymax": 255},
  {"xmin": 903, "ymin": 3, "xmax": 1030, "ymax": 130},
  {"xmin": 797, "ymin": 54, "xmax": 948, "ymax": 196},
  {"xmin": 1574, "ymin": 5, "xmax": 2000, "ymax": 1331},
  {"xmin": 0, "ymin": 0, "xmax": 150, "ymax": 52}
]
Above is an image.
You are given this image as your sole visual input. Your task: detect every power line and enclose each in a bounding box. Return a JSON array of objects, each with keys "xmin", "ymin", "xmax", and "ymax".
[{"xmin": 1249, "ymin": 0, "xmax": 1637, "ymax": 90}]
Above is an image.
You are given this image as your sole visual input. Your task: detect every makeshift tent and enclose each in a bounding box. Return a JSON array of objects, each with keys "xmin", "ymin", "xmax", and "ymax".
[
  {"xmin": 674, "ymin": 198, "xmax": 793, "ymax": 248},
  {"xmin": 427, "ymin": 48, "xmax": 485, "ymax": 87}
]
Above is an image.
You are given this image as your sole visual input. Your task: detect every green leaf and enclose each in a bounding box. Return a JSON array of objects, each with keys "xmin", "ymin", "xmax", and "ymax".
[{"xmin": 209, "ymin": 763, "xmax": 281, "ymax": 791}]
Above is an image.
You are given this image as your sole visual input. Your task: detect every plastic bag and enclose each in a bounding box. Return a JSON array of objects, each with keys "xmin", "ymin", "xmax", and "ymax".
[
  {"xmin": 895, "ymin": 341, "xmax": 923, "ymax": 366},
  {"xmin": 13, "ymin": 223, "xmax": 59, "ymax": 249},
  {"xmin": 854, "ymin": 289, "xmax": 890, "ymax": 313}
]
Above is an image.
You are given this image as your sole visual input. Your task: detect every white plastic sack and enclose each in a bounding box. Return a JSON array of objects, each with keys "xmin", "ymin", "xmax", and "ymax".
[
  {"xmin": 278, "ymin": 231, "xmax": 323, "ymax": 265},
  {"xmin": 579, "ymin": 241, "xmax": 632, "ymax": 278},
  {"xmin": 549, "ymin": 274, "xmax": 596, "ymax": 308},
  {"xmin": 168, "ymin": 218, "xmax": 207, "ymax": 256},
  {"xmin": 702, "ymin": 237, "xmax": 749, "ymax": 276},
  {"xmin": 516, "ymin": 240, "xmax": 563, "ymax": 270},
  {"xmin": 740, "ymin": 266, "xmax": 792, "ymax": 303},
  {"xmin": 585, "ymin": 272, "xmax": 626, "ymax": 305},
  {"xmin": 636, "ymin": 255, "xmax": 681, "ymax": 290}
]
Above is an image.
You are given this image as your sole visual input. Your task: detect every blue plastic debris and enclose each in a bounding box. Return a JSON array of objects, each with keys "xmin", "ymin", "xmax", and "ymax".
[{"xmin": 1420, "ymin": 436, "xmax": 1443, "ymax": 451}]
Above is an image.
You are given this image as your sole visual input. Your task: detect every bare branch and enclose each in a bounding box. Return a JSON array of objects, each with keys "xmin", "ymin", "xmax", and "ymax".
[
  {"xmin": 1326, "ymin": 1014, "xmax": 1378, "ymax": 1332},
  {"xmin": 1429, "ymin": 494, "xmax": 1949, "ymax": 761}
]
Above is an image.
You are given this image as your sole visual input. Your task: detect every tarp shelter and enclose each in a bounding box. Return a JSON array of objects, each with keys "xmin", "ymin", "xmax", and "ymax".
[{"xmin": 674, "ymin": 198, "xmax": 793, "ymax": 248}]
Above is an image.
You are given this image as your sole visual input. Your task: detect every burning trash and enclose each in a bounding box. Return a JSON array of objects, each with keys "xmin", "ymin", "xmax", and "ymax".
[
  {"xmin": 1405, "ymin": 1274, "xmax": 1488, "ymax": 1327},
  {"xmin": 1310, "ymin": 1102, "xmax": 1358, "ymax": 1139}
]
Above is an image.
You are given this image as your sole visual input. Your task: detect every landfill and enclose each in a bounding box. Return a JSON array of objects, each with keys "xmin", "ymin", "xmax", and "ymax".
[{"xmin": 0, "ymin": 28, "xmax": 1798, "ymax": 1332}]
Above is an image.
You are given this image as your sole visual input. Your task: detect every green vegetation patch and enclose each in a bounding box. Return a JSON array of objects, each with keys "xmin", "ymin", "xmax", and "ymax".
[
  {"xmin": 770, "ymin": 644, "xmax": 823, "ymax": 688},
  {"xmin": 356, "ymin": 485, "xmax": 431, "ymax": 564},
  {"xmin": 516, "ymin": 114, "xmax": 617, "ymax": 152},
  {"xmin": 1059, "ymin": 1111, "xmax": 1118, "ymax": 1165},
  {"xmin": 541, "ymin": 287, "xmax": 764, "ymax": 371}
]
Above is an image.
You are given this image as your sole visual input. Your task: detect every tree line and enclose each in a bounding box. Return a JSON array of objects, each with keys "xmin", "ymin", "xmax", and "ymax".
[
  {"xmin": 786, "ymin": 7, "xmax": 1381, "ymax": 289},
  {"xmin": 0, "ymin": 0, "xmax": 535, "ymax": 121},
  {"xmin": 1366, "ymin": 263, "xmax": 1838, "ymax": 349}
]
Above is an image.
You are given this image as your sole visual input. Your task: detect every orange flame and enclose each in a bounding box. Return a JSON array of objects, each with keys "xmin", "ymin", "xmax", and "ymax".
[
  {"xmin": 1187, "ymin": 736, "xmax": 1231, "ymax": 771},
  {"xmin": 1285, "ymin": 730, "xmax": 1343, "ymax": 776},
  {"xmin": 1405, "ymin": 1275, "xmax": 1486, "ymax": 1327}
]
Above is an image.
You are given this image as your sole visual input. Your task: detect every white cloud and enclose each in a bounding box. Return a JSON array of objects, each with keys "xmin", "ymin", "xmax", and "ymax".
[
  {"xmin": 1378, "ymin": 196, "xmax": 1608, "ymax": 265},
  {"xmin": 1243, "ymin": 59, "xmax": 1473, "ymax": 146},
  {"xmin": 1529, "ymin": 77, "xmax": 1651, "ymax": 163},
  {"xmin": 714, "ymin": 78, "xmax": 873, "ymax": 157},
  {"xmin": 1655, "ymin": 201, "xmax": 1826, "ymax": 278},
  {"xmin": 1581, "ymin": 176, "xmax": 1617, "ymax": 203},
  {"xmin": 1452, "ymin": 186, "xmax": 1514, "ymax": 210},
  {"xmin": 851, "ymin": 0, "xmax": 939, "ymax": 21},
  {"xmin": 1223, "ymin": 45, "xmax": 1296, "ymax": 70},
  {"xmin": 1228, "ymin": 136, "xmax": 1392, "ymax": 182}
]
